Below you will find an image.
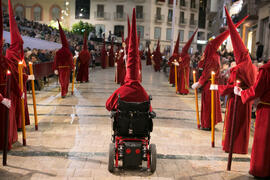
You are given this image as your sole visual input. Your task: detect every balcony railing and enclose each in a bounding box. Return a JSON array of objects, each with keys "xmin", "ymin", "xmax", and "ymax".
[
  {"xmin": 189, "ymin": 19, "xmax": 197, "ymax": 26},
  {"xmin": 134, "ymin": 0, "xmax": 145, "ymax": 3},
  {"xmin": 180, "ymin": 3, "xmax": 187, "ymax": 9},
  {"xmin": 155, "ymin": 14, "xmax": 164, "ymax": 23},
  {"xmin": 136, "ymin": 13, "xmax": 144, "ymax": 21},
  {"xmin": 94, "ymin": 11, "xmax": 110, "ymax": 20},
  {"xmin": 190, "ymin": 3, "xmax": 198, "ymax": 11},
  {"xmin": 114, "ymin": 12, "xmax": 126, "ymax": 21},
  {"xmin": 179, "ymin": 18, "xmax": 187, "ymax": 26},
  {"xmin": 156, "ymin": 0, "xmax": 165, "ymax": 5},
  {"xmin": 237, "ymin": 3, "xmax": 258, "ymax": 21}
]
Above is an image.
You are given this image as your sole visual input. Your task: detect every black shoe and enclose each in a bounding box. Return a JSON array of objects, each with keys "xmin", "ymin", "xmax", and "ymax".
[
  {"xmin": 201, "ymin": 127, "xmax": 211, "ymax": 131},
  {"xmin": 61, "ymin": 95, "xmax": 66, "ymax": 98},
  {"xmin": 17, "ymin": 128, "xmax": 22, "ymax": 132},
  {"xmin": 172, "ymin": 84, "xmax": 175, "ymax": 87}
]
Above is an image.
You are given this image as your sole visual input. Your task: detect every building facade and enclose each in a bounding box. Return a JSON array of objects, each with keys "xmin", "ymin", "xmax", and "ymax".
[{"xmin": 3, "ymin": 0, "xmax": 209, "ymax": 53}]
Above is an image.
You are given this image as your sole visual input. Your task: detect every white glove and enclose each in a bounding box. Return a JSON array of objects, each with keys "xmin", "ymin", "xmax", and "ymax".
[
  {"xmin": 21, "ymin": 93, "xmax": 25, "ymax": 100},
  {"xmin": 192, "ymin": 82, "xmax": 202, "ymax": 89},
  {"xmin": 210, "ymin": 84, "xmax": 218, "ymax": 90},
  {"xmin": 123, "ymin": 55, "xmax": 127, "ymax": 60},
  {"xmin": 54, "ymin": 70, "xmax": 59, "ymax": 75},
  {"xmin": 27, "ymin": 75, "xmax": 35, "ymax": 81},
  {"xmin": 234, "ymin": 86, "xmax": 242, "ymax": 96},
  {"xmin": 115, "ymin": 63, "xmax": 117, "ymax": 67},
  {"xmin": 1, "ymin": 98, "xmax": 11, "ymax": 109}
]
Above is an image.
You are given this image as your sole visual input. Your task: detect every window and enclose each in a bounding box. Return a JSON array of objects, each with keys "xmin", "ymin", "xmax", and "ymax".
[
  {"xmin": 95, "ymin": 24, "xmax": 105, "ymax": 38},
  {"xmin": 116, "ymin": 5, "xmax": 124, "ymax": 19},
  {"xmin": 180, "ymin": 11, "xmax": 185, "ymax": 23},
  {"xmin": 75, "ymin": 0, "xmax": 90, "ymax": 19},
  {"xmin": 189, "ymin": 31, "xmax": 195, "ymax": 42},
  {"xmin": 33, "ymin": 5, "xmax": 42, "ymax": 21},
  {"xmin": 190, "ymin": 13, "xmax": 195, "ymax": 25},
  {"xmin": 154, "ymin": 27, "xmax": 161, "ymax": 39},
  {"xmin": 15, "ymin": 5, "xmax": 24, "ymax": 19},
  {"xmin": 97, "ymin": 4, "xmax": 104, "ymax": 18},
  {"xmin": 2, "ymin": 4, "xmax": 7, "ymax": 14},
  {"xmin": 180, "ymin": 0, "xmax": 185, "ymax": 6},
  {"xmin": 166, "ymin": 28, "xmax": 172, "ymax": 41},
  {"xmin": 114, "ymin": 25, "xmax": 124, "ymax": 37},
  {"xmin": 179, "ymin": 30, "xmax": 184, "ymax": 42},
  {"xmin": 137, "ymin": 26, "xmax": 144, "ymax": 39},
  {"xmin": 156, "ymin": 7, "xmax": 162, "ymax": 20},
  {"xmin": 168, "ymin": 9, "xmax": 173, "ymax": 22},
  {"xmin": 51, "ymin": 5, "xmax": 60, "ymax": 21},
  {"xmin": 191, "ymin": 0, "xmax": 196, "ymax": 8},
  {"xmin": 136, "ymin": 6, "xmax": 143, "ymax": 19}
]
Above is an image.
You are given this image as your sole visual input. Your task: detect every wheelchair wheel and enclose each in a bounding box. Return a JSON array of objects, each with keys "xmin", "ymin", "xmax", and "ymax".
[
  {"xmin": 108, "ymin": 143, "xmax": 115, "ymax": 173},
  {"xmin": 149, "ymin": 144, "xmax": 157, "ymax": 173}
]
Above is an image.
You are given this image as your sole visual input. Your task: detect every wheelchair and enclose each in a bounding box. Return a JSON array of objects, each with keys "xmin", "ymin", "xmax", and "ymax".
[{"xmin": 108, "ymin": 95, "xmax": 157, "ymax": 173}]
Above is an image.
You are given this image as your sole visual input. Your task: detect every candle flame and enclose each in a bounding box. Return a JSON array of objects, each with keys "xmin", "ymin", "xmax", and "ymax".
[
  {"xmin": 7, "ymin": 70, "xmax": 11, "ymax": 75},
  {"xmin": 29, "ymin": 62, "xmax": 32, "ymax": 65},
  {"xmin": 193, "ymin": 70, "xmax": 196, "ymax": 74},
  {"xmin": 211, "ymin": 71, "xmax": 215, "ymax": 75},
  {"xmin": 19, "ymin": 61, "xmax": 23, "ymax": 65}
]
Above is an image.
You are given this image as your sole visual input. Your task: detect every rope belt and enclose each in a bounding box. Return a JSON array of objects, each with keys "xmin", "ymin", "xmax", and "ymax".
[
  {"xmin": 0, "ymin": 83, "xmax": 6, "ymax": 86},
  {"xmin": 259, "ymin": 101, "xmax": 270, "ymax": 106},
  {"xmin": 58, "ymin": 66, "xmax": 70, "ymax": 68}
]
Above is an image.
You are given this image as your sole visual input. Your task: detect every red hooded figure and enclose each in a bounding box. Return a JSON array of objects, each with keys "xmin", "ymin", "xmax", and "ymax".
[
  {"xmin": 146, "ymin": 43, "xmax": 152, "ymax": 66},
  {"xmin": 0, "ymin": 0, "xmax": 18, "ymax": 150},
  {"xmin": 76, "ymin": 31, "xmax": 91, "ymax": 83},
  {"xmin": 109, "ymin": 40, "xmax": 115, "ymax": 67},
  {"xmin": 115, "ymin": 35, "xmax": 126, "ymax": 85},
  {"xmin": 217, "ymin": 7, "xmax": 257, "ymax": 154},
  {"xmin": 168, "ymin": 32, "xmax": 180, "ymax": 85},
  {"xmin": 53, "ymin": 20, "xmax": 74, "ymax": 98},
  {"xmin": 193, "ymin": 14, "xmax": 248, "ymax": 130},
  {"xmin": 100, "ymin": 38, "xmax": 107, "ymax": 69},
  {"xmin": 106, "ymin": 8, "xmax": 150, "ymax": 111},
  {"xmin": 177, "ymin": 29, "xmax": 198, "ymax": 94},
  {"xmin": 153, "ymin": 40, "xmax": 162, "ymax": 72},
  {"xmin": 238, "ymin": 60, "xmax": 270, "ymax": 178},
  {"xmin": 6, "ymin": 0, "xmax": 31, "ymax": 129}
]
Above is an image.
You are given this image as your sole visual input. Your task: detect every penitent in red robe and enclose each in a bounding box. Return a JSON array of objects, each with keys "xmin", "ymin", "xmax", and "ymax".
[
  {"xmin": 240, "ymin": 62, "xmax": 270, "ymax": 178},
  {"xmin": 153, "ymin": 51, "xmax": 162, "ymax": 72},
  {"xmin": 76, "ymin": 50, "xmax": 91, "ymax": 82},
  {"xmin": 168, "ymin": 54, "xmax": 178, "ymax": 85},
  {"xmin": 115, "ymin": 49, "xmax": 126, "ymax": 85},
  {"xmin": 106, "ymin": 80, "xmax": 149, "ymax": 111},
  {"xmin": 177, "ymin": 54, "xmax": 190, "ymax": 94},
  {"xmin": 53, "ymin": 48, "xmax": 74, "ymax": 97},
  {"xmin": 100, "ymin": 45, "xmax": 107, "ymax": 69},
  {"xmin": 0, "ymin": 58, "xmax": 18, "ymax": 150},
  {"xmin": 109, "ymin": 45, "xmax": 115, "ymax": 67},
  {"xmin": 198, "ymin": 52, "xmax": 222, "ymax": 129},
  {"xmin": 218, "ymin": 62, "xmax": 255, "ymax": 154},
  {"xmin": 146, "ymin": 48, "xmax": 152, "ymax": 66}
]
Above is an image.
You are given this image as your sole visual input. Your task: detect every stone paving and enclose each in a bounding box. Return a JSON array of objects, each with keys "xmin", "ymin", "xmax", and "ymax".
[{"xmin": 0, "ymin": 63, "xmax": 255, "ymax": 180}]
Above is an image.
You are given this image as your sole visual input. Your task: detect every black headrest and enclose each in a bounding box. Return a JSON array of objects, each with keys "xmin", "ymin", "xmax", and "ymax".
[{"xmin": 118, "ymin": 100, "xmax": 150, "ymax": 112}]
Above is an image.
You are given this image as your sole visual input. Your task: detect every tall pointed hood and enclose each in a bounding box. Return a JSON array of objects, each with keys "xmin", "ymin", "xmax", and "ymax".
[
  {"xmin": 8, "ymin": 0, "xmax": 24, "ymax": 60},
  {"xmin": 83, "ymin": 31, "xmax": 88, "ymax": 50},
  {"xmin": 125, "ymin": 8, "xmax": 140, "ymax": 82},
  {"xmin": 172, "ymin": 32, "xmax": 180, "ymax": 55},
  {"xmin": 58, "ymin": 20, "xmax": 69, "ymax": 48},
  {"xmin": 225, "ymin": 7, "xmax": 256, "ymax": 87},
  {"xmin": 181, "ymin": 28, "xmax": 198, "ymax": 56}
]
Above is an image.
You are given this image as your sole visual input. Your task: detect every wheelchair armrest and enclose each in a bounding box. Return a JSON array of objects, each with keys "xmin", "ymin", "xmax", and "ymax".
[
  {"xmin": 149, "ymin": 111, "xmax": 156, "ymax": 119},
  {"xmin": 110, "ymin": 111, "xmax": 117, "ymax": 118}
]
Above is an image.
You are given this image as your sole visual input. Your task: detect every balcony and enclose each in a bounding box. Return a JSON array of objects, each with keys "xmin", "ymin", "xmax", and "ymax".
[
  {"xmin": 236, "ymin": 3, "xmax": 258, "ymax": 22},
  {"xmin": 94, "ymin": 11, "xmax": 110, "ymax": 20},
  {"xmin": 190, "ymin": 4, "xmax": 198, "ymax": 11},
  {"xmin": 155, "ymin": 14, "xmax": 164, "ymax": 23},
  {"xmin": 189, "ymin": 19, "xmax": 197, "ymax": 27},
  {"xmin": 180, "ymin": 3, "xmax": 187, "ymax": 10},
  {"xmin": 134, "ymin": 0, "xmax": 145, "ymax": 3},
  {"xmin": 156, "ymin": 0, "xmax": 165, "ymax": 5},
  {"xmin": 179, "ymin": 18, "xmax": 187, "ymax": 26},
  {"xmin": 167, "ymin": 17, "xmax": 173, "ymax": 24},
  {"xmin": 115, "ymin": 0, "xmax": 126, "ymax": 2},
  {"xmin": 114, "ymin": 12, "xmax": 126, "ymax": 21},
  {"xmin": 136, "ymin": 13, "xmax": 144, "ymax": 22}
]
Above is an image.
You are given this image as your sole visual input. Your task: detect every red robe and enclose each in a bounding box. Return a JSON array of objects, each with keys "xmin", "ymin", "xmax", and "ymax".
[
  {"xmin": 198, "ymin": 52, "xmax": 222, "ymax": 128},
  {"xmin": 0, "ymin": 58, "xmax": 18, "ymax": 150},
  {"xmin": 177, "ymin": 54, "xmax": 190, "ymax": 94},
  {"xmin": 76, "ymin": 50, "xmax": 91, "ymax": 82},
  {"xmin": 106, "ymin": 80, "xmax": 149, "ymax": 111},
  {"xmin": 153, "ymin": 51, "xmax": 162, "ymax": 72},
  {"xmin": 53, "ymin": 47, "xmax": 74, "ymax": 97},
  {"xmin": 218, "ymin": 66, "xmax": 252, "ymax": 154},
  {"xmin": 115, "ymin": 49, "xmax": 126, "ymax": 85},
  {"xmin": 146, "ymin": 49, "xmax": 152, "ymax": 66},
  {"xmin": 101, "ymin": 45, "xmax": 107, "ymax": 69},
  {"xmin": 241, "ymin": 62, "xmax": 270, "ymax": 177},
  {"xmin": 168, "ymin": 54, "xmax": 178, "ymax": 85},
  {"xmin": 109, "ymin": 46, "xmax": 114, "ymax": 67}
]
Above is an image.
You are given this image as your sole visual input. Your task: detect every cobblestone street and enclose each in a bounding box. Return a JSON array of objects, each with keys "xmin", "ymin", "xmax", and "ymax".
[{"xmin": 0, "ymin": 64, "xmax": 254, "ymax": 180}]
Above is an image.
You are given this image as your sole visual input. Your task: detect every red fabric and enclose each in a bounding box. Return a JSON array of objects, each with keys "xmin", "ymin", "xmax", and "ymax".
[
  {"xmin": 153, "ymin": 40, "xmax": 162, "ymax": 72},
  {"xmin": 101, "ymin": 40, "xmax": 107, "ymax": 69},
  {"xmin": 109, "ymin": 42, "xmax": 115, "ymax": 67},
  {"xmin": 115, "ymin": 49, "xmax": 126, "ymax": 85},
  {"xmin": 124, "ymin": 8, "xmax": 140, "ymax": 82},
  {"xmin": 53, "ymin": 48, "xmax": 73, "ymax": 97},
  {"xmin": 0, "ymin": 93, "xmax": 2, "ymax": 102},
  {"xmin": 240, "ymin": 61, "xmax": 270, "ymax": 177},
  {"xmin": 218, "ymin": 67, "xmax": 252, "ymax": 154},
  {"xmin": 76, "ymin": 50, "xmax": 91, "ymax": 82},
  {"xmin": 106, "ymin": 80, "xmax": 149, "ymax": 111},
  {"xmin": 198, "ymin": 52, "xmax": 222, "ymax": 128},
  {"xmin": 146, "ymin": 45, "xmax": 152, "ymax": 66},
  {"xmin": 58, "ymin": 20, "xmax": 69, "ymax": 48},
  {"xmin": 177, "ymin": 55, "xmax": 190, "ymax": 94}
]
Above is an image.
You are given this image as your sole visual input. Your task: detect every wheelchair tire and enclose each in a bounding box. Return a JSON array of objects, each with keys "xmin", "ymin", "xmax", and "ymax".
[
  {"xmin": 108, "ymin": 143, "xmax": 115, "ymax": 173},
  {"xmin": 149, "ymin": 144, "xmax": 157, "ymax": 173}
]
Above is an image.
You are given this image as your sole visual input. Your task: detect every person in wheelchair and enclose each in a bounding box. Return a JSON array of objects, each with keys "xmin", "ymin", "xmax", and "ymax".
[{"xmin": 106, "ymin": 9, "xmax": 156, "ymax": 173}]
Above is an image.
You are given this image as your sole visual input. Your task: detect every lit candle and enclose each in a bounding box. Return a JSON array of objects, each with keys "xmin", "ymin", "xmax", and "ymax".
[
  {"xmin": 211, "ymin": 71, "xmax": 215, "ymax": 147},
  {"xmin": 193, "ymin": 70, "xmax": 200, "ymax": 129}
]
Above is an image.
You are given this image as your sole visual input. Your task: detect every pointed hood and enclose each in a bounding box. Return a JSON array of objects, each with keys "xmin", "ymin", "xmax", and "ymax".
[
  {"xmin": 8, "ymin": 0, "xmax": 24, "ymax": 61},
  {"xmin": 172, "ymin": 32, "xmax": 180, "ymax": 55},
  {"xmin": 125, "ymin": 8, "xmax": 140, "ymax": 82},
  {"xmin": 181, "ymin": 28, "xmax": 198, "ymax": 56},
  {"xmin": 58, "ymin": 20, "xmax": 69, "ymax": 48},
  {"xmin": 83, "ymin": 31, "xmax": 88, "ymax": 50},
  {"xmin": 138, "ymin": 31, "xmax": 140, "ymax": 45},
  {"xmin": 225, "ymin": 7, "xmax": 257, "ymax": 87}
]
